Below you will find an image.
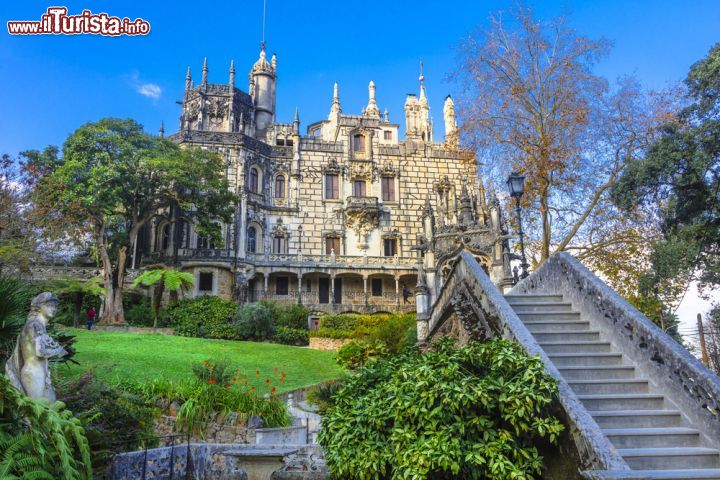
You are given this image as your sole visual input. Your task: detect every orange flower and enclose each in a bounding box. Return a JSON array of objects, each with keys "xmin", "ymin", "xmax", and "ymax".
[
  {"xmin": 237, "ymin": 418, "xmax": 245, "ymax": 426},
  {"xmin": 271, "ymin": 387, "xmax": 276, "ymax": 394},
  {"xmin": 225, "ymin": 383, "xmax": 231, "ymax": 388},
  {"xmin": 250, "ymin": 387, "xmax": 256, "ymax": 392},
  {"xmin": 232, "ymin": 377, "xmax": 237, "ymax": 382},
  {"xmin": 255, "ymin": 370, "xmax": 260, "ymax": 377},
  {"xmin": 265, "ymin": 378, "xmax": 270, "ymax": 385},
  {"xmin": 208, "ymin": 378, "xmax": 217, "ymax": 384}
]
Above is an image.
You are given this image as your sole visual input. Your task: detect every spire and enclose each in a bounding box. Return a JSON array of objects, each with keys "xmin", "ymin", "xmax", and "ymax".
[
  {"xmin": 329, "ymin": 81, "xmax": 341, "ymax": 118},
  {"xmin": 271, "ymin": 53, "xmax": 277, "ymax": 71},
  {"xmin": 229, "ymin": 59, "xmax": 235, "ymax": 88},
  {"xmin": 201, "ymin": 57, "xmax": 208, "ymax": 85},
  {"xmin": 443, "ymin": 95, "xmax": 458, "ymax": 146},
  {"xmin": 159, "ymin": 121, "xmax": 165, "ymax": 138},
  {"xmin": 419, "ymin": 58, "xmax": 427, "ymax": 104},
  {"xmin": 365, "ymin": 80, "xmax": 380, "ymax": 117},
  {"xmin": 293, "ymin": 108, "xmax": 300, "ymax": 134},
  {"xmin": 185, "ymin": 67, "xmax": 192, "ymax": 92},
  {"xmin": 384, "ymin": 108, "xmax": 389, "ymax": 123}
]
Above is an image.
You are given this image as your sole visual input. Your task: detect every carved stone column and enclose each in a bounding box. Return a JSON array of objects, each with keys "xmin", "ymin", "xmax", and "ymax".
[
  {"xmin": 297, "ymin": 273, "xmax": 303, "ymax": 305},
  {"xmin": 363, "ymin": 275, "xmax": 368, "ymax": 306}
]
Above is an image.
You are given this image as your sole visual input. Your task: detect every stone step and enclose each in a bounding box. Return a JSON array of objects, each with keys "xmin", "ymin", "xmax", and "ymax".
[
  {"xmin": 505, "ymin": 294, "xmax": 565, "ymax": 304},
  {"xmin": 578, "ymin": 393, "xmax": 666, "ymax": 411},
  {"xmin": 584, "ymin": 469, "xmax": 720, "ymax": 479},
  {"xmin": 618, "ymin": 447, "xmax": 720, "ymax": 470},
  {"xmin": 524, "ymin": 320, "xmax": 591, "ymax": 333},
  {"xmin": 604, "ymin": 427, "xmax": 701, "ymax": 448},
  {"xmin": 590, "ymin": 410, "xmax": 684, "ymax": 429},
  {"xmin": 538, "ymin": 341, "xmax": 612, "ymax": 354},
  {"xmin": 548, "ymin": 352, "xmax": 624, "ymax": 367},
  {"xmin": 533, "ymin": 330, "xmax": 602, "ymax": 342},
  {"xmin": 568, "ymin": 379, "xmax": 649, "ymax": 395},
  {"xmin": 510, "ymin": 303, "xmax": 574, "ymax": 313},
  {"xmin": 516, "ymin": 311, "xmax": 582, "ymax": 321},
  {"xmin": 558, "ymin": 365, "xmax": 637, "ymax": 380}
]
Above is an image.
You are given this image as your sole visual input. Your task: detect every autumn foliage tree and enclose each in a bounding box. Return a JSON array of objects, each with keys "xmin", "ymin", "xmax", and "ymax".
[
  {"xmin": 23, "ymin": 118, "xmax": 236, "ymax": 324},
  {"xmin": 454, "ymin": 5, "xmax": 672, "ymax": 287}
]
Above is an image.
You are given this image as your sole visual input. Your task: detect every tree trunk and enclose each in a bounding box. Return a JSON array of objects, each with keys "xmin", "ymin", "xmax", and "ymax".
[
  {"xmin": 539, "ymin": 183, "xmax": 551, "ymax": 264},
  {"xmin": 152, "ymin": 283, "xmax": 164, "ymax": 329},
  {"xmin": 98, "ymin": 241, "xmax": 128, "ymax": 325}
]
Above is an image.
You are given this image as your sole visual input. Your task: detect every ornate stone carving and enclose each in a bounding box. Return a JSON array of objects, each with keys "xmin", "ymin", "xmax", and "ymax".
[
  {"xmin": 349, "ymin": 161, "xmax": 373, "ymax": 180},
  {"xmin": 449, "ymin": 284, "xmax": 494, "ymax": 342},
  {"xmin": 5, "ymin": 292, "xmax": 66, "ymax": 402}
]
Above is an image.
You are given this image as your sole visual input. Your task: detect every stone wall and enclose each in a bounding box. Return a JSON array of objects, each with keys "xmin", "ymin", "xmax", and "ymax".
[
  {"xmin": 153, "ymin": 415, "xmax": 256, "ymax": 445},
  {"xmin": 308, "ymin": 337, "xmax": 351, "ymax": 351}
]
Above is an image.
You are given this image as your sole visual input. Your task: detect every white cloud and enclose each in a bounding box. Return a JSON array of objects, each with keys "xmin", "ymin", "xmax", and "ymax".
[
  {"xmin": 126, "ymin": 72, "xmax": 162, "ymax": 101},
  {"xmin": 137, "ymin": 83, "xmax": 161, "ymax": 99}
]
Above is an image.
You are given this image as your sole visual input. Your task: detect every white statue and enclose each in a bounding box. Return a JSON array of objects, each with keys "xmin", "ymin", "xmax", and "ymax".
[
  {"xmin": 443, "ymin": 95, "xmax": 458, "ymax": 144},
  {"xmin": 5, "ymin": 292, "xmax": 66, "ymax": 402}
]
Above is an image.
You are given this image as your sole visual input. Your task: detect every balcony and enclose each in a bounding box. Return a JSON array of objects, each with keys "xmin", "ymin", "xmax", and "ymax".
[
  {"xmin": 244, "ymin": 252, "xmax": 417, "ymax": 268},
  {"xmin": 344, "ymin": 196, "xmax": 379, "ymax": 213},
  {"xmin": 249, "ymin": 290, "xmax": 416, "ymax": 314}
]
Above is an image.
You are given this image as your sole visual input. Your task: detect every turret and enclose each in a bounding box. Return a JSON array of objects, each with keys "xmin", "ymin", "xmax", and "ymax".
[
  {"xmin": 365, "ymin": 81, "xmax": 380, "ymax": 118},
  {"xmin": 249, "ymin": 44, "xmax": 277, "ymax": 138},
  {"xmin": 405, "ymin": 61, "xmax": 433, "ymax": 142},
  {"xmin": 443, "ymin": 95, "xmax": 458, "ymax": 146},
  {"xmin": 184, "ymin": 67, "xmax": 192, "ymax": 94},
  {"xmin": 201, "ymin": 57, "xmax": 208, "ymax": 86},
  {"xmin": 329, "ymin": 81, "xmax": 341, "ymax": 119}
]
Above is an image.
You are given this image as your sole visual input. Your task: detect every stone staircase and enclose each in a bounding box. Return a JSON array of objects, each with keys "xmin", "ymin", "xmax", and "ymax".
[{"xmin": 505, "ymin": 293, "xmax": 720, "ymax": 480}]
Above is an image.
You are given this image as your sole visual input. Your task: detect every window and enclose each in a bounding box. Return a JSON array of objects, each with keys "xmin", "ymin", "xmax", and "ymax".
[
  {"xmin": 383, "ymin": 238, "xmax": 397, "ymax": 257},
  {"xmin": 325, "ymin": 174, "xmax": 339, "ymax": 199},
  {"xmin": 383, "ymin": 131, "xmax": 392, "ymax": 141},
  {"xmin": 161, "ymin": 224, "xmax": 170, "ymax": 250},
  {"xmin": 305, "ymin": 278, "xmax": 312, "ymax": 292},
  {"xmin": 353, "ymin": 134, "xmax": 365, "ymax": 152},
  {"xmin": 371, "ymin": 278, "xmax": 383, "ymax": 296},
  {"xmin": 353, "ymin": 180, "xmax": 366, "ymax": 197},
  {"xmin": 276, "ymin": 137, "xmax": 285, "ymax": 146},
  {"xmin": 276, "ymin": 276, "xmax": 289, "ymax": 295},
  {"xmin": 197, "ymin": 235, "xmax": 215, "ymax": 249},
  {"xmin": 272, "ymin": 235, "xmax": 286, "ymax": 254},
  {"xmin": 247, "ymin": 227, "xmax": 257, "ymax": 253},
  {"xmin": 325, "ymin": 236, "xmax": 340, "ymax": 255},
  {"xmin": 381, "ymin": 177, "xmax": 395, "ymax": 202},
  {"xmin": 286, "ymin": 139, "xmax": 293, "ymax": 147},
  {"xmin": 274, "ymin": 175, "xmax": 285, "ymax": 198},
  {"xmin": 249, "ymin": 167, "xmax": 259, "ymax": 193},
  {"xmin": 199, "ymin": 272, "xmax": 213, "ymax": 292}
]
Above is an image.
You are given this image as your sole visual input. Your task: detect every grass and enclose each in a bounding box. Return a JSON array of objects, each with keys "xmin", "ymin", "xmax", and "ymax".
[{"xmin": 57, "ymin": 328, "xmax": 344, "ymax": 393}]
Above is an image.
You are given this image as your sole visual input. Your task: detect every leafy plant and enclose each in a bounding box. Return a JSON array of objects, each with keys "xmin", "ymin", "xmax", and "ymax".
[
  {"xmin": 310, "ymin": 328, "xmax": 355, "ymax": 339},
  {"xmin": 272, "ymin": 326, "xmax": 310, "ymax": 346},
  {"xmin": 132, "ymin": 268, "xmax": 194, "ymax": 328},
  {"xmin": 334, "ymin": 339, "xmax": 386, "ymax": 369},
  {"xmin": 320, "ymin": 338, "xmax": 564, "ymax": 479},
  {"xmin": 191, "ymin": 358, "xmax": 233, "ymax": 385},
  {"xmin": 55, "ymin": 372, "xmax": 157, "ymax": 473},
  {"xmin": 306, "ymin": 379, "xmax": 344, "ymax": 415},
  {"xmin": 0, "ymin": 375, "xmax": 92, "ymax": 479},
  {"xmin": 0, "ymin": 275, "xmax": 34, "ymax": 364},
  {"xmin": 166, "ymin": 295, "xmax": 238, "ymax": 339},
  {"xmin": 235, "ymin": 302, "xmax": 275, "ymax": 341},
  {"xmin": 274, "ymin": 304, "xmax": 310, "ymax": 330}
]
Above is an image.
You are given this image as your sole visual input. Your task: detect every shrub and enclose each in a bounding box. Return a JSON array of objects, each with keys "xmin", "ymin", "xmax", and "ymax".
[
  {"xmin": 235, "ymin": 302, "xmax": 275, "ymax": 341},
  {"xmin": 0, "ymin": 275, "xmax": 34, "ymax": 364},
  {"xmin": 124, "ymin": 296, "xmax": 154, "ymax": 327},
  {"xmin": 275, "ymin": 304, "xmax": 309, "ymax": 329},
  {"xmin": 370, "ymin": 314, "xmax": 417, "ymax": 354},
  {"xmin": 0, "ymin": 374, "xmax": 92, "ymax": 479},
  {"xmin": 191, "ymin": 358, "xmax": 233, "ymax": 385},
  {"xmin": 319, "ymin": 313, "xmax": 361, "ymax": 331},
  {"xmin": 56, "ymin": 372, "xmax": 157, "ymax": 473},
  {"xmin": 272, "ymin": 326, "xmax": 310, "ymax": 346},
  {"xmin": 334, "ymin": 339, "xmax": 386, "ymax": 369},
  {"xmin": 306, "ymin": 380, "xmax": 344, "ymax": 415},
  {"xmin": 320, "ymin": 338, "xmax": 564, "ymax": 480},
  {"xmin": 310, "ymin": 328, "xmax": 354, "ymax": 339},
  {"xmin": 166, "ymin": 296, "xmax": 238, "ymax": 339}
]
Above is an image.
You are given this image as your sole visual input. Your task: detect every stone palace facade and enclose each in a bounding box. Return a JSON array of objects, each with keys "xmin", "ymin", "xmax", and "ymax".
[{"xmin": 138, "ymin": 45, "xmax": 513, "ymax": 315}]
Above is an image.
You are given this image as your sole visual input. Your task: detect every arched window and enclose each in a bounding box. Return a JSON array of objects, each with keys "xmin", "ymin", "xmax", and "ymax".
[
  {"xmin": 274, "ymin": 175, "xmax": 285, "ymax": 198},
  {"xmin": 249, "ymin": 167, "xmax": 260, "ymax": 193},
  {"xmin": 247, "ymin": 226, "xmax": 257, "ymax": 253},
  {"xmin": 272, "ymin": 235, "xmax": 286, "ymax": 254},
  {"xmin": 161, "ymin": 224, "xmax": 170, "ymax": 250},
  {"xmin": 353, "ymin": 134, "xmax": 365, "ymax": 152},
  {"xmin": 197, "ymin": 234, "xmax": 215, "ymax": 249}
]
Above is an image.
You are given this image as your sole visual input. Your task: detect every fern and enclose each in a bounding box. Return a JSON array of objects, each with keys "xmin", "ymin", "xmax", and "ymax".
[{"xmin": 0, "ymin": 375, "xmax": 91, "ymax": 479}]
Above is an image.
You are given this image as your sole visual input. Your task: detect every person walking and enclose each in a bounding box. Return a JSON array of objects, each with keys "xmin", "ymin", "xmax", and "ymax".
[
  {"xmin": 402, "ymin": 284, "xmax": 412, "ymax": 304},
  {"xmin": 86, "ymin": 305, "xmax": 95, "ymax": 330}
]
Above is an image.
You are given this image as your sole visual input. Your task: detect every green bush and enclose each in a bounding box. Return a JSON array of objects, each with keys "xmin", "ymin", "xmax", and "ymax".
[
  {"xmin": 319, "ymin": 313, "xmax": 362, "ymax": 330},
  {"xmin": 320, "ymin": 338, "xmax": 564, "ymax": 479},
  {"xmin": 235, "ymin": 302, "xmax": 275, "ymax": 341},
  {"xmin": 125, "ymin": 296, "xmax": 154, "ymax": 327},
  {"xmin": 191, "ymin": 358, "xmax": 234, "ymax": 385},
  {"xmin": 56, "ymin": 372, "xmax": 157, "ymax": 473},
  {"xmin": 334, "ymin": 339, "xmax": 386, "ymax": 369},
  {"xmin": 275, "ymin": 304, "xmax": 309, "ymax": 329},
  {"xmin": 166, "ymin": 296, "xmax": 238, "ymax": 339},
  {"xmin": 0, "ymin": 375, "xmax": 92, "ymax": 479},
  {"xmin": 370, "ymin": 314, "xmax": 417, "ymax": 354},
  {"xmin": 272, "ymin": 326, "xmax": 310, "ymax": 346},
  {"xmin": 0, "ymin": 275, "xmax": 35, "ymax": 364},
  {"xmin": 310, "ymin": 328, "xmax": 355, "ymax": 339}
]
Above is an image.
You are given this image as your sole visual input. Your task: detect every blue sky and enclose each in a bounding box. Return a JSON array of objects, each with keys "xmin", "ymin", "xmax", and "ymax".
[{"xmin": 1, "ymin": 0, "xmax": 719, "ymax": 158}]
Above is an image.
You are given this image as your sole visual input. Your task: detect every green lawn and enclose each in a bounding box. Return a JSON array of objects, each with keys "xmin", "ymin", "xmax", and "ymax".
[{"xmin": 58, "ymin": 329, "xmax": 343, "ymax": 393}]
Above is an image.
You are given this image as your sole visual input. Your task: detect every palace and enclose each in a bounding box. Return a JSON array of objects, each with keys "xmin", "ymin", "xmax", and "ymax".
[{"xmin": 138, "ymin": 45, "xmax": 513, "ymax": 315}]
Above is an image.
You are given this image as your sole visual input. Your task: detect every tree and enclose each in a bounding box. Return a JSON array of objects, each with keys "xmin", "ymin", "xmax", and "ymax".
[
  {"xmin": 131, "ymin": 268, "xmax": 194, "ymax": 328},
  {"xmin": 455, "ymin": 5, "xmax": 671, "ymax": 276},
  {"xmin": 50, "ymin": 277, "xmax": 106, "ymax": 327},
  {"xmin": 0, "ymin": 154, "xmax": 39, "ymax": 273},
  {"xmin": 23, "ymin": 118, "xmax": 236, "ymax": 324},
  {"xmin": 612, "ymin": 43, "xmax": 720, "ymax": 297}
]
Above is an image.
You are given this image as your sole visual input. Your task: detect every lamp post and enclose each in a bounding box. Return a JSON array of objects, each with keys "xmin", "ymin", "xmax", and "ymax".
[{"xmin": 507, "ymin": 172, "xmax": 530, "ymax": 280}]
